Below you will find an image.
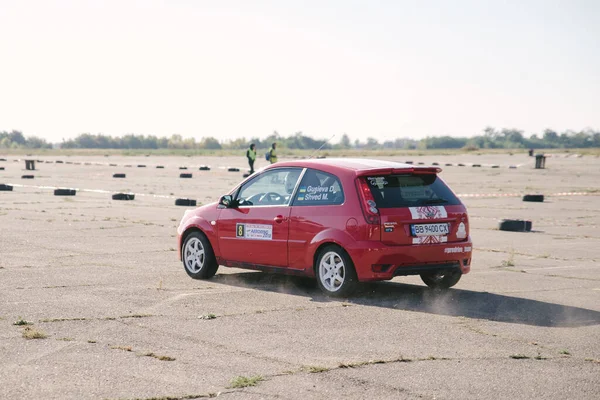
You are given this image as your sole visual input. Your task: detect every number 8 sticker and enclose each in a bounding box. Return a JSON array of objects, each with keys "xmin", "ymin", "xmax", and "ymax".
[{"xmin": 236, "ymin": 223, "xmax": 245, "ymax": 238}]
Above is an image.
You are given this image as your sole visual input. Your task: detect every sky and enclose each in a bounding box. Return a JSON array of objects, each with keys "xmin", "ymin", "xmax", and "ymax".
[{"xmin": 1, "ymin": 0, "xmax": 599, "ymax": 144}]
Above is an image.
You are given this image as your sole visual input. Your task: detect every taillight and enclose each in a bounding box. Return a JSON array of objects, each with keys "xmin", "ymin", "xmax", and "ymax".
[{"xmin": 356, "ymin": 178, "xmax": 380, "ymax": 225}]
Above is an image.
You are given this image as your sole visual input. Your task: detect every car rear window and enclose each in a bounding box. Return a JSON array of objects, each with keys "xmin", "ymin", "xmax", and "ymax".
[{"xmin": 365, "ymin": 174, "xmax": 461, "ymax": 208}]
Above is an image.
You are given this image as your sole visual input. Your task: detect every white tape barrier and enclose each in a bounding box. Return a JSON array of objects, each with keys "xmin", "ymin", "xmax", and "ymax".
[
  {"xmin": 458, "ymin": 192, "xmax": 595, "ymax": 198},
  {"xmin": 7, "ymin": 183, "xmax": 177, "ymax": 199},
  {"xmin": 5, "ymin": 183, "xmax": 598, "ymax": 202}
]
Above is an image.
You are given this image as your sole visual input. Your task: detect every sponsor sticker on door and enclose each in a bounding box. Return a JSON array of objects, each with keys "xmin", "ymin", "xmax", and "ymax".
[{"xmin": 236, "ymin": 223, "xmax": 273, "ymax": 240}]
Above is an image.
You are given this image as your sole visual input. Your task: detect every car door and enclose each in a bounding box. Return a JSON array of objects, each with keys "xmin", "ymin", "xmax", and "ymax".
[
  {"xmin": 217, "ymin": 168, "xmax": 303, "ymax": 268},
  {"xmin": 288, "ymin": 169, "xmax": 346, "ymax": 271}
]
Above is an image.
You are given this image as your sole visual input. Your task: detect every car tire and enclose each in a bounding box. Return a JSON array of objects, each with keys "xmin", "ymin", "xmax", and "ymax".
[
  {"xmin": 180, "ymin": 173, "xmax": 192, "ymax": 178},
  {"xmin": 175, "ymin": 198, "xmax": 197, "ymax": 206},
  {"xmin": 182, "ymin": 231, "xmax": 218, "ymax": 279},
  {"xmin": 54, "ymin": 188, "xmax": 76, "ymax": 196},
  {"xmin": 315, "ymin": 245, "xmax": 358, "ymax": 297},
  {"xmin": 420, "ymin": 269, "xmax": 462, "ymax": 289},
  {"xmin": 523, "ymin": 194, "xmax": 544, "ymax": 202},
  {"xmin": 499, "ymin": 219, "xmax": 532, "ymax": 232},
  {"xmin": 112, "ymin": 193, "xmax": 135, "ymax": 201}
]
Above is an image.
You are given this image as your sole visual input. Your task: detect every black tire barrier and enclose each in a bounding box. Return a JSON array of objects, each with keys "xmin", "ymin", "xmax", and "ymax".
[
  {"xmin": 432, "ymin": 162, "xmax": 439, "ymax": 166},
  {"xmin": 405, "ymin": 161, "xmax": 413, "ymax": 164},
  {"xmin": 84, "ymin": 162, "xmax": 91, "ymax": 165},
  {"xmin": 137, "ymin": 165, "xmax": 146, "ymax": 168},
  {"xmin": 109, "ymin": 163, "xmax": 117, "ymax": 167},
  {"xmin": 199, "ymin": 166, "xmax": 210, "ymax": 171},
  {"xmin": 13, "ymin": 159, "xmax": 19, "ymax": 162},
  {"xmin": 56, "ymin": 160, "xmax": 64, "ymax": 164},
  {"xmin": 156, "ymin": 166, "xmax": 165, "ymax": 169},
  {"xmin": 112, "ymin": 193, "xmax": 135, "ymax": 201},
  {"xmin": 74, "ymin": 162, "xmax": 81, "ymax": 165},
  {"xmin": 243, "ymin": 173, "xmax": 250, "ymax": 178},
  {"xmin": 180, "ymin": 173, "xmax": 193, "ymax": 178},
  {"xmin": 0, "ymin": 184, "xmax": 13, "ymax": 191},
  {"xmin": 472, "ymin": 164, "xmax": 481, "ymax": 167},
  {"xmin": 22, "ymin": 175, "xmax": 34, "ymax": 179},
  {"xmin": 66, "ymin": 162, "xmax": 73, "ymax": 164},
  {"xmin": 0, "ymin": 167, "xmax": 4, "ymax": 170},
  {"xmin": 179, "ymin": 167, "xmax": 188, "ymax": 170},
  {"xmin": 491, "ymin": 165, "xmax": 500, "ymax": 168},
  {"xmin": 228, "ymin": 167, "xmax": 240, "ymax": 172},
  {"xmin": 523, "ymin": 194, "xmax": 544, "ymax": 202},
  {"xmin": 509, "ymin": 165, "xmax": 517, "ymax": 169},
  {"xmin": 457, "ymin": 163, "xmax": 465, "ymax": 167},
  {"xmin": 417, "ymin": 162, "xmax": 424, "ymax": 165},
  {"xmin": 499, "ymin": 219, "xmax": 532, "ymax": 232},
  {"xmin": 124, "ymin": 165, "xmax": 132, "ymax": 167},
  {"xmin": 54, "ymin": 188, "xmax": 76, "ymax": 196},
  {"xmin": 0, "ymin": 158, "xmax": 6, "ymax": 161},
  {"xmin": 445, "ymin": 163, "xmax": 453, "ymax": 166},
  {"xmin": 113, "ymin": 173, "xmax": 126, "ymax": 178},
  {"xmin": 175, "ymin": 198, "xmax": 197, "ymax": 206}
]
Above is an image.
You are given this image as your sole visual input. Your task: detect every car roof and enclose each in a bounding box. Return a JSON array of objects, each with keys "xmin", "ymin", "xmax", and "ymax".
[{"xmin": 269, "ymin": 158, "xmax": 440, "ymax": 176}]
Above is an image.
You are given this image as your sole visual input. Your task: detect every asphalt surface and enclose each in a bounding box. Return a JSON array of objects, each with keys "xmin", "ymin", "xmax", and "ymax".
[{"xmin": 0, "ymin": 153, "xmax": 599, "ymax": 399}]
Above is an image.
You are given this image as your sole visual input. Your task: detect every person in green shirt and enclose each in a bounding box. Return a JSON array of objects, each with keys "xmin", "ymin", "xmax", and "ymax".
[
  {"xmin": 268, "ymin": 142, "xmax": 278, "ymax": 164},
  {"xmin": 246, "ymin": 143, "xmax": 257, "ymax": 174}
]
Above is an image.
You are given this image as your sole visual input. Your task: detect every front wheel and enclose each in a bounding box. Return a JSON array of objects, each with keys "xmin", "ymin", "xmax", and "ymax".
[
  {"xmin": 315, "ymin": 245, "xmax": 358, "ymax": 297},
  {"xmin": 420, "ymin": 269, "xmax": 461, "ymax": 289},
  {"xmin": 182, "ymin": 232, "xmax": 218, "ymax": 279}
]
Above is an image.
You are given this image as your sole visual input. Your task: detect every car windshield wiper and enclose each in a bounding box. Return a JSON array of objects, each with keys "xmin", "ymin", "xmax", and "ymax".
[{"xmin": 421, "ymin": 198, "xmax": 448, "ymax": 205}]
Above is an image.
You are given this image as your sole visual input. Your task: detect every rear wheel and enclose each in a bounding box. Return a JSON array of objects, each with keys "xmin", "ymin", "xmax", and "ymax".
[
  {"xmin": 316, "ymin": 245, "xmax": 358, "ymax": 297},
  {"xmin": 182, "ymin": 232, "xmax": 218, "ymax": 279},
  {"xmin": 420, "ymin": 269, "xmax": 461, "ymax": 289}
]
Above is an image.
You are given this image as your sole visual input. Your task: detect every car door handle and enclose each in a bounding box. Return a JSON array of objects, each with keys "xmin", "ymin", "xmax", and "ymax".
[{"xmin": 274, "ymin": 215, "xmax": 285, "ymax": 223}]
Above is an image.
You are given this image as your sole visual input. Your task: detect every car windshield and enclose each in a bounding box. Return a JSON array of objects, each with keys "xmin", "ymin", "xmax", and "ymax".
[{"xmin": 365, "ymin": 174, "xmax": 461, "ymax": 208}]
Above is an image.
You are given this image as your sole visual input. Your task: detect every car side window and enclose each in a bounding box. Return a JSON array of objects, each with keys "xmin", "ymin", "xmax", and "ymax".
[
  {"xmin": 292, "ymin": 169, "xmax": 344, "ymax": 206},
  {"xmin": 236, "ymin": 168, "xmax": 302, "ymax": 206}
]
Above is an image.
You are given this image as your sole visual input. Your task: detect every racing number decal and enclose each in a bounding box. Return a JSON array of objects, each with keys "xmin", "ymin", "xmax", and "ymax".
[
  {"xmin": 236, "ymin": 223, "xmax": 245, "ymax": 238},
  {"xmin": 235, "ymin": 223, "xmax": 273, "ymax": 240}
]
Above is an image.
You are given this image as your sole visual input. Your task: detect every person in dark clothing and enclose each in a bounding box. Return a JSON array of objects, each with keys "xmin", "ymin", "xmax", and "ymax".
[{"xmin": 246, "ymin": 143, "xmax": 257, "ymax": 174}]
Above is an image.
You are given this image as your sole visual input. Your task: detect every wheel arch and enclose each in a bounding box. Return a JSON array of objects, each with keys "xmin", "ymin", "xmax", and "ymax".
[
  {"xmin": 179, "ymin": 216, "xmax": 219, "ymax": 260},
  {"xmin": 308, "ymin": 229, "xmax": 356, "ymax": 275}
]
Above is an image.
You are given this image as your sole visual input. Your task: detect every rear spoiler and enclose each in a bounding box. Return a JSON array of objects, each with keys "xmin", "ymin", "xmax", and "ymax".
[{"xmin": 355, "ymin": 166, "xmax": 441, "ymax": 177}]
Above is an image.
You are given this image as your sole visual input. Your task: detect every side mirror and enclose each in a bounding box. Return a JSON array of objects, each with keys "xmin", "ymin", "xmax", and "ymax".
[{"xmin": 219, "ymin": 195, "xmax": 234, "ymax": 208}]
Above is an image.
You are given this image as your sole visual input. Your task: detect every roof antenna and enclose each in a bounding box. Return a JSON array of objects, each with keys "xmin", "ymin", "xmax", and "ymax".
[{"xmin": 308, "ymin": 134, "xmax": 336, "ymax": 159}]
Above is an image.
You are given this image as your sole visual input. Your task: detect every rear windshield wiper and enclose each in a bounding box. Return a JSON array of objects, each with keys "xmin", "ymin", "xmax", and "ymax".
[{"xmin": 421, "ymin": 198, "xmax": 448, "ymax": 205}]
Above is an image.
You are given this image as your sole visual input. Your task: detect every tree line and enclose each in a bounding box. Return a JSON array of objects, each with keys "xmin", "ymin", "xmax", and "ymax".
[{"xmin": 1, "ymin": 128, "xmax": 599, "ymax": 150}]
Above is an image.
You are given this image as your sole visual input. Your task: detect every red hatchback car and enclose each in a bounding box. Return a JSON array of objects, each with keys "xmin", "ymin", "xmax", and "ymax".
[{"xmin": 177, "ymin": 159, "xmax": 472, "ymax": 297}]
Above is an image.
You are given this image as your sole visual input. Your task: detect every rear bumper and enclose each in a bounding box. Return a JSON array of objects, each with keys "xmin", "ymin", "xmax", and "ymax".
[{"xmin": 345, "ymin": 237, "xmax": 472, "ymax": 282}]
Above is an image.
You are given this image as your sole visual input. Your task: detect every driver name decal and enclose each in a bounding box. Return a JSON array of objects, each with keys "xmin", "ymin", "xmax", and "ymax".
[
  {"xmin": 297, "ymin": 185, "xmax": 334, "ymax": 201},
  {"xmin": 236, "ymin": 223, "xmax": 273, "ymax": 240}
]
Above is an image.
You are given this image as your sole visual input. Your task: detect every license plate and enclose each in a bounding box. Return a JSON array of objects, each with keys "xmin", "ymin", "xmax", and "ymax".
[{"xmin": 411, "ymin": 223, "xmax": 449, "ymax": 237}]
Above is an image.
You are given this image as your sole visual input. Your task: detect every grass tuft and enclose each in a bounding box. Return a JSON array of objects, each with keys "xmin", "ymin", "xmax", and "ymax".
[
  {"xmin": 306, "ymin": 365, "xmax": 330, "ymax": 373},
  {"xmin": 228, "ymin": 375, "xmax": 264, "ymax": 389},
  {"xmin": 143, "ymin": 352, "xmax": 176, "ymax": 362},
  {"xmin": 559, "ymin": 349, "xmax": 571, "ymax": 355},
  {"xmin": 22, "ymin": 326, "xmax": 48, "ymax": 340},
  {"xmin": 110, "ymin": 345, "xmax": 133, "ymax": 352},
  {"xmin": 13, "ymin": 317, "xmax": 33, "ymax": 326},
  {"xmin": 509, "ymin": 354, "xmax": 530, "ymax": 359},
  {"xmin": 199, "ymin": 313, "xmax": 217, "ymax": 320}
]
